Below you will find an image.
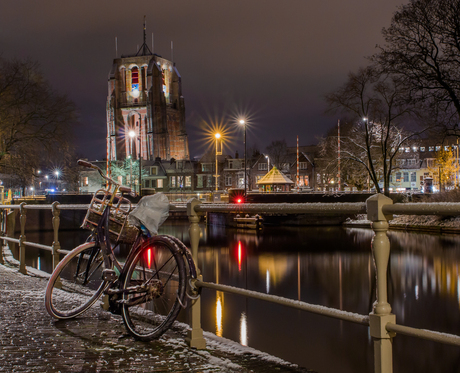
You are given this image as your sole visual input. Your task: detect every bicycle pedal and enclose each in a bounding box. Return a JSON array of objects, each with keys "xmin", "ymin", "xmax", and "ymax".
[{"xmin": 102, "ymin": 269, "xmax": 118, "ymax": 282}]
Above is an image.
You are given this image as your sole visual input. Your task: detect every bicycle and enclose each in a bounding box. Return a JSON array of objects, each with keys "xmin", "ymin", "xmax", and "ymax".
[{"xmin": 44, "ymin": 160, "xmax": 199, "ymax": 341}]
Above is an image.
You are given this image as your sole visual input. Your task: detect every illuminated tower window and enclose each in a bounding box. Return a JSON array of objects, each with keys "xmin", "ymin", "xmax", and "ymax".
[{"xmin": 131, "ymin": 67, "xmax": 139, "ymax": 99}]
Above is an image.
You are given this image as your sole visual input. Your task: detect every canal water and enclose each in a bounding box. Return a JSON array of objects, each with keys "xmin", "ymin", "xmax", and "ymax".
[{"xmin": 16, "ymin": 221, "xmax": 460, "ymax": 373}]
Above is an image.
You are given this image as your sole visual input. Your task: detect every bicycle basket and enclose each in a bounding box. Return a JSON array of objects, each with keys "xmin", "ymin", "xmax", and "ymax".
[{"xmin": 82, "ymin": 189, "xmax": 139, "ymax": 244}]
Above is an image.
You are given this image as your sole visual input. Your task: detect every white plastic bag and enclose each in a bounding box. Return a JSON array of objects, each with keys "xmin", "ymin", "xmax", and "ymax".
[{"xmin": 128, "ymin": 193, "xmax": 170, "ymax": 235}]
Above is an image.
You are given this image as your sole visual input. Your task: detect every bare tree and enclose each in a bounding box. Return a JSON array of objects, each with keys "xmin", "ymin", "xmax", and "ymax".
[
  {"xmin": 0, "ymin": 57, "xmax": 77, "ymax": 163},
  {"xmin": 374, "ymin": 0, "xmax": 460, "ymax": 132},
  {"xmin": 319, "ymin": 120, "xmax": 369, "ymax": 191},
  {"xmin": 266, "ymin": 140, "xmax": 289, "ymax": 170},
  {"xmin": 325, "ymin": 66, "xmax": 427, "ymax": 196}
]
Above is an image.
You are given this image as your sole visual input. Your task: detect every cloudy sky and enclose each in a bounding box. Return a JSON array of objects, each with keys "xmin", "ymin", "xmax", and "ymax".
[{"xmin": 2, "ymin": 0, "xmax": 406, "ymax": 160}]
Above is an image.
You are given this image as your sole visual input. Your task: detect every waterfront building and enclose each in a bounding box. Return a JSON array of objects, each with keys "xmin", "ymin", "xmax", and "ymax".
[{"xmin": 106, "ymin": 27, "xmax": 189, "ymax": 164}]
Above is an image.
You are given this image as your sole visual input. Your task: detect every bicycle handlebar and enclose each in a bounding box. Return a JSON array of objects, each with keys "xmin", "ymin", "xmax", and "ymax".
[{"xmin": 77, "ymin": 159, "xmax": 137, "ymax": 197}]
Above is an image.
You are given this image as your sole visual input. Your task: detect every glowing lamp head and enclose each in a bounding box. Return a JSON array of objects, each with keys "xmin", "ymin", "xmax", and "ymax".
[
  {"xmin": 215, "ymin": 133, "xmax": 221, "ymax": 139},
  {"xmin": 129, "ymin": 130, "xmax": 136, "ymax": 139},
  {"xmin": 131, "ymin": 88, "xmax": 140, "ymax": 98},
  {"xmin": 239, "ymin": 119, "xmax": 245, "ymax": 125}
]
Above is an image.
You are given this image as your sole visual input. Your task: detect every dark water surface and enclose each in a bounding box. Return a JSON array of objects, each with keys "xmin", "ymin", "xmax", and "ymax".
[{"xmin": 18, "ymin": 222, "xmax": 460, "ymax": 373}]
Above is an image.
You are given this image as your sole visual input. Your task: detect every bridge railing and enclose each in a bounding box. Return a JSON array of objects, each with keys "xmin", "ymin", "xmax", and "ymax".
[
  {"xmin": 1, "ymin": 196, "xmax": 460, "ymax": 373},
  {"xmin": 183, "ymin": 195, "xmax": 460, "ymax": 373},
  {"xmin": 0, "ymin": 202, "xmax": 88, "ymax": 273}
]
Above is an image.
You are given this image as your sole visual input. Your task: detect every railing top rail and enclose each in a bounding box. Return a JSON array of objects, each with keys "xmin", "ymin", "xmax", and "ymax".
[
  {"xmin": 383, "ymin": 202, "xmax": 460, "ymax": 216},
  {"xmin": 0, "ymin": 204, "xmax": 89, "ymax": 210},
  {"xmin": 169, "ymin": 204, "xmax": 187, "ymax": 212},
  {"xmin": 193, "ymin": 202, "xmax": 367, "ymax": 215}
]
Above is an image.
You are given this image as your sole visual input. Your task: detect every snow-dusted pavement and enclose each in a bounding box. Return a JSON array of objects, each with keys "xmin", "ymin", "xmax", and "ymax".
[{"xmin": 0, "ymin": 251, "xmax": 314, "ymax": 373}]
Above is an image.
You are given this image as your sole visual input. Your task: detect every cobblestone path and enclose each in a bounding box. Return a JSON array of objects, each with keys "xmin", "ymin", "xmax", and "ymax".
[{"xmin": 0, "ymin": 261, "xmax": 314, "ymax": 373}]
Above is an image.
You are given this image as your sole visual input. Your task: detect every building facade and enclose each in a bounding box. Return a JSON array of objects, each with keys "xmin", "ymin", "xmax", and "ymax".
[{"xmin": 106, "ymin": 39, "xmax": 189, "ymax": 164}]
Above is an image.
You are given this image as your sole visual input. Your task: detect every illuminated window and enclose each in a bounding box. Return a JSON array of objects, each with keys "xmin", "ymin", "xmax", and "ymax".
[
  {"xmin": 157, "ymin": 179, "xmax": 163, "ymax": 188},
  {"xmin": 258, "ymin": 163, "xmax": 267, "ymax": 171},
  {"xmin": 420, "ymin": 147, "xmax": 425, "ymax": 152},
  {"xmin": 411, "ymin": 172, "xmax": 416, "ymax": 182},
  {"xmin": 178, "ymin": 176, "xmax": 184, "ymax": 188},
  {"xmin": 83, "ymin": 177, "xmax": 89, "ymax": 186},
  {"xmin": 170, "ymin": 176, "xmax": 176, "ymax": 188},
  {"xmin": 185, "ymin": 176, "xmax": 191, "ymax": 187},
  {"xmin": 131, "ymin": 67, "xmax": 139, "ymax": 91},
  {"xmin": 225, "ymin": 176, "xmax": 232, "ymax": 186}
]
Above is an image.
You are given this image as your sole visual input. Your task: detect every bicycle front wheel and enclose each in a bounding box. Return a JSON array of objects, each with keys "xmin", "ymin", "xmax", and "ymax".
[
  {"xmin": 121, "ymin": 236, "xmax": 186, "ymax": 341},
  {"xmin": 45, "ymin": 241, "xmax": 108, "ymax": 319}
]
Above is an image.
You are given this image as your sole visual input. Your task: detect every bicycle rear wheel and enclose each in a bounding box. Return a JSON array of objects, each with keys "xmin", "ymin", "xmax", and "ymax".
[
  {"xmin": 45, "ymin": 242, "xmax": 108, "ymax": 319},
  {"xmin": 121, "ymin": 236, "xmax": 186, "ymax": 341}
]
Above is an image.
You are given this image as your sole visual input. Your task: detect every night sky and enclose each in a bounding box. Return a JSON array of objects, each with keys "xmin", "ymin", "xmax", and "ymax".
[{"xmin": 2, "ymin": 0, "xmax": 406, "ymax": 160}]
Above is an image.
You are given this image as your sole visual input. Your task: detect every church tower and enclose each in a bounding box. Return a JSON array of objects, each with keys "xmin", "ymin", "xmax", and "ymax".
[{"xmin": 106, "ymin": 22, "xmax": 189, "ymax": 164}]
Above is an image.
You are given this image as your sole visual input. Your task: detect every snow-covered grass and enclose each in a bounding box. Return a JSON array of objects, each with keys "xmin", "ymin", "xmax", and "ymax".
[{"xmin": 345, "ymin": 213, "xmax": 460, "ymax": 228}]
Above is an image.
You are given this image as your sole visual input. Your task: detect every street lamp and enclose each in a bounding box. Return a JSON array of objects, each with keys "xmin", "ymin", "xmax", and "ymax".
[
  {"xmin": 215, "ymin": 133, "xmax": 222, "ymax": 191},
  {"xmin": 128, "ymin": 130, "xmax": 137, "ymax": 192},
  {"xmin": 239, "ymin": 119, "xmax": 247, "ymax": 197},
  {"xmin": 265, "ymin": 155, "xmax": 270, "ymax": 172},
  {"xmin": 363, "ymin": 117, "xmax": 370, "ymax": 191},
  {"xmin": 54, "ymin": 170, "xmax": 60, "ymax": 191}
]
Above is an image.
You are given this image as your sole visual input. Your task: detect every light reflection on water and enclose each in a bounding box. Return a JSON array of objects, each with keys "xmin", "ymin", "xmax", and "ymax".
[{"xmin": 16, "ymin": 221, "xmax": 460, "ymax": 373}]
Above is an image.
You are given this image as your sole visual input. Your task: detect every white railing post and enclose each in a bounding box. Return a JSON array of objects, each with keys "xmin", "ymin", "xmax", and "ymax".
[
  {"xmin": 0, "ymin": 209, "xmax": 4, "ymax": 265},
  {"xmin": 51, "ymin": 202, "xmax": 62, "ymax": 288},
  {"xmin": 367, "ymin": 194, "xmax": 396, "ymax": 373},
  {"xmin": 186, "ymin": 198, "xmax": 206, "ymax": 349},
  {"xmin": 18, "ymin": 203, "xmax": 27, "ymax": 274}
]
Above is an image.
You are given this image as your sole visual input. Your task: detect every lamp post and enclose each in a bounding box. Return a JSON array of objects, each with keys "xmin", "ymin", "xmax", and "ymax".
[
  {"xmin": 239, "ymin": 119, "xmax": 247, "ymax": 197},
  {"xmin": 54, "ymin": 170, "xmax": 60, "ymax": 191},
  {"xmin": 128, "ymin": 130, "xmax": 136, "ymax": 192},
  {"xmin": 363, "ymin": 117, "xmax": 370, "ymax": 191},
  {"xmin": 215, "ymin": 133, "xmax": 221, "ymax": 191},
  {"xmin": 265, "ymin": 155, "xmax": 270, "ymax": 171}
]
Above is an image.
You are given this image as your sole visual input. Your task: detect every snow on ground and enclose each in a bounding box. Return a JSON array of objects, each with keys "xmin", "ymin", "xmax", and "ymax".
[
  {"xmin": 345, "ymin": 214, "xmax": 460, "ymax": 228},
  {"xmin": 1, "ymin": 244, "xmax": 306, "ymax": 372}
]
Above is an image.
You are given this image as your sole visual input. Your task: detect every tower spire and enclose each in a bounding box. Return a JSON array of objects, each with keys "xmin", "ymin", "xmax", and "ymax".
[
  {"xmin": 136, "ymin": 15, "xmax": 152, "ymax": 56},
  {"xmin": 143, "ymin": 15, "xmax": 146, "ymax": 47}
]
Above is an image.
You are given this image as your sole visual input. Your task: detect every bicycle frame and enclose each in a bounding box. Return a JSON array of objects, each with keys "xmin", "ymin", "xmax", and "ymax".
[{"xmin": 76, "ymin": 159, "xmax": 200, "ymax": 304}]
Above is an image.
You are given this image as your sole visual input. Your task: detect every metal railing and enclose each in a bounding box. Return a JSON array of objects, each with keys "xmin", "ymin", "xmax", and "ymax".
[
  {"xmin": 1, "ymin": 197, "xmax": 460, "ymax": 373},
  {"xmin": 183, "ymin": 196, "xmax": 460, "ymax": 373},
  {"xmin": 0, "ymin": 202, "xmax": 87, "ymax": 272}
]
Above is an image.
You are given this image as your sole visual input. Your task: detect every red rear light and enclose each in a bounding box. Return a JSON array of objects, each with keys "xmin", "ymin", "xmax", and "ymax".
[
  {"xmin": 236, "ymin": 198, "xmax": 242, "ymax": 204},
  {"xmin": 146, "ymin": 248, "xmax": 152, "ymax": 268}
]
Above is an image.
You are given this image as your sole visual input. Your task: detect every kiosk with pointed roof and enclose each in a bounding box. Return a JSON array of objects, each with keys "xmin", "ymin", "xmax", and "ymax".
[{"xmin": 256, "ymin": 166, "xmax": 294, "ymax": 192}]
